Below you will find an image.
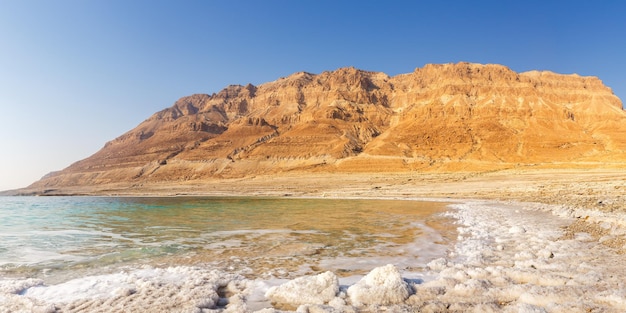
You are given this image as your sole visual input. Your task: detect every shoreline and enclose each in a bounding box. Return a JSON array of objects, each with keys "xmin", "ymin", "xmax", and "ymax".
[
  {"xmin": 4, "ymin": 197, "xmax": 626, "ymax": 312},
  {"xmin": 13, "ymin": 168, "xmax": 626, "ymax": 253},
  {"xmin": 13, "ymin": 168, "xmax": 625, "ymax": 203},
  {"xmin": 3, "ymin": 168, "xmax": 626, "ymax": 311}
]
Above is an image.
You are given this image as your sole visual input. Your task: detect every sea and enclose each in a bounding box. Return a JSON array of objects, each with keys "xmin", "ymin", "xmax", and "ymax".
[{"xmin": 0, "ymin": 196, "xmax": 455, "ymax": 311}]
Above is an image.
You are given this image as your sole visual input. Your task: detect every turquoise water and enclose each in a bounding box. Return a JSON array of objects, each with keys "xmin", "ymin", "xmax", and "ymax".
[{"xmin": 0, "ymin": 196, "xmax": 453, "ymax": 281}]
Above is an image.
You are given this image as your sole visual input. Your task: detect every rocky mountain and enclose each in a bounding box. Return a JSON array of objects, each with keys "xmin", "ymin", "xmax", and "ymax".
[{"xmin": 28, "ymin": 62, "xmax": 626, "ymax": 190}]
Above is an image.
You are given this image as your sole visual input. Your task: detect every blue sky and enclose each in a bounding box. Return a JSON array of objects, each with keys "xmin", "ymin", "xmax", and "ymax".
[{"xmin": 1, "ymin": 0, "xmax": 625, "ymax": 190}]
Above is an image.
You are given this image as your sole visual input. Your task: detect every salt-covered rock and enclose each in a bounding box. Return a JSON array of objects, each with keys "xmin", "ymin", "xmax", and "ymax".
[
  {"xmin": 509, "ymin": 226, "xmax": 527, "ymax": 234},
  {"xmin": 265, "ymin": 271, "xmax": 339, "ymax": 306},
  {"xmin": 451, "ymin": 278, "xmax": 490, "ymax": 296},
  {"xmin": 326, "ymin": 296, "xmax": 355, "ymax": 312},
  {"xmin": 346, "ymin": 264, "xmax": 411, "ymax": 306},
  {"xmin": 440, "ymin": 267, "xmax": 471, "ymax": 281},
  {"xmin": 33, "ymin": 304, "xmax": 57, "ymax": 313},
  {"xmin": 515, "ymin": 251, "xmax": 536, "ymax": 260},
  {"xmin": 0, "ymin": 278, "xmax": 44, "ymax": 294},
  {"xmin": 420, "ymin": 301, "xmax": 449, "ymax": 312},
  {"xmin": 536, "ymin": 249, "xmax": 554, "ymax": 259},
  {"xmin": 296, "ymin": 303, "xmax": 350, "ymax": 313},
  {"xmin": 426, "ymin": 257, "xmax": 449, "ymax": 271}
]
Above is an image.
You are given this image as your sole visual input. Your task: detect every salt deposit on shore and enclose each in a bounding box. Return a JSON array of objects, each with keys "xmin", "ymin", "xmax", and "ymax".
[
  {"xmin": 259, "ymin": 200, "xmax": 626, "ymax": 312},
  {"xmin": 3, "ymin": 199, "xmax": 626, "ymax": 312}
]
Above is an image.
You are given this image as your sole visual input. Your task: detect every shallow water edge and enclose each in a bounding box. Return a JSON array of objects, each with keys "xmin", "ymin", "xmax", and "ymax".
[{"xmin": 3, "ymin": 196, "xmax": 626, "ymax": 312}]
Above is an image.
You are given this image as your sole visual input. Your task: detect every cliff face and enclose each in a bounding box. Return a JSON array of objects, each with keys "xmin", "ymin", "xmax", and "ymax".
[{"xmin": 31, "ymin": 62, "xmax": 626, "ymax": 189}]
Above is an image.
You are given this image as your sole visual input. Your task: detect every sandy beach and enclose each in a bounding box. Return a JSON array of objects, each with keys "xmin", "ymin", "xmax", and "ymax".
[{"xmin": 3, "ymin": 168, "xmax": 626, "ymax": 312}]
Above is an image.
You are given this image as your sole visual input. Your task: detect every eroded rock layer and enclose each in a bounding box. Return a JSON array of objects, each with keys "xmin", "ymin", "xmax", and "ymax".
[{"xmin": 31, "ymin": 62, "xmax": 626, "ymax": 189}]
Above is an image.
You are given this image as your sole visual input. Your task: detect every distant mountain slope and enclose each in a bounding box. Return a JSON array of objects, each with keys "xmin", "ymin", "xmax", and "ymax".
[{"xmin": 28, "ymin": 62, "xmax": 626, "ymax": 190}]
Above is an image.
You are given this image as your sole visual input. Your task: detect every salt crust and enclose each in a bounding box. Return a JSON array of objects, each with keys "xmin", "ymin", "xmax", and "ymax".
[
  {"xmin": 346, "ymin": 264, "xmax": 411, "ymax": 306},
  {"xmin": 3, "ymin": 200, "xmax": 626, "ymax": 312},
  {"xmin": 1, "ymin": 267, "xmax": 248, "ymax": 313},
  {"xmin": 265, "ymin": 271, "xmax": 339, "ymax": 306}
]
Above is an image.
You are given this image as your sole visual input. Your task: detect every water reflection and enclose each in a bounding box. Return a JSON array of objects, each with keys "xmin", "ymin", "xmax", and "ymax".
[{"xmin": 0, "ymin": 197, "xmax": 455, "ymax": 280}]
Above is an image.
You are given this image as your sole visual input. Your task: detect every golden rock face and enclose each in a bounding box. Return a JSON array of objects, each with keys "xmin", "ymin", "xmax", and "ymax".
[{"xmin": 33, "ymin": 62, "xmax": 626, "ymax": 188}]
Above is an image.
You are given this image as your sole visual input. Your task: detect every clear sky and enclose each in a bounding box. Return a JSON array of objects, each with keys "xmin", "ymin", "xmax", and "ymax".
[{"xmin": 1, "ymin": 0, "xmax": 625, "ymax": 191}]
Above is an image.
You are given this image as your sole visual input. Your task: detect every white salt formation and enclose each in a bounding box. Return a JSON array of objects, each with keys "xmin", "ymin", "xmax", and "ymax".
[
  {"xmin": 346, "ymin": 264, "xmax": 411, "ymax": 306},
  {"xmin": 1, "ymin": 267, "xmax": 250, "ymax": 313},
  {"xmin": 265, "ymin": 271, "xmax": 339, "ymax": 306}
]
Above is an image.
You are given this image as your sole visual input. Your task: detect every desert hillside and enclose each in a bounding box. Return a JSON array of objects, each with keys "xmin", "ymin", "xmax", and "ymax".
[{"xmin": 26, "ymin": 62, "xmax": 626, "ymax": 192}]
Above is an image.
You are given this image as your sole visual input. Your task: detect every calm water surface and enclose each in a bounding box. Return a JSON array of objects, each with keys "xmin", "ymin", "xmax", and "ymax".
[{"xmin": 0, "ymin": 196, "xmax": 454, "ymax": 282}]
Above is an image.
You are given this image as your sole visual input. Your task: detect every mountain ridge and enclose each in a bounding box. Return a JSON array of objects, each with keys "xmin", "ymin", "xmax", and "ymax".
[{"xmin": 25, "ymin": 62, "xmax": 626, "ymax": 192}]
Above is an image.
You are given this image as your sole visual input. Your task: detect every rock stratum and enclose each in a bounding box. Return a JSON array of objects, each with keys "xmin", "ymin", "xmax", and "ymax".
[{"xmin": 27, "ymin": 62, "xmax": 626, "ymax": 192}]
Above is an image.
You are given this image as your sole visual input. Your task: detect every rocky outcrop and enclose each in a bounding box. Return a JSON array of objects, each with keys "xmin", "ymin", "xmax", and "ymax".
[{"xmin": 28, "ymin": 62, "xmax": 626, "ymax": 190}]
